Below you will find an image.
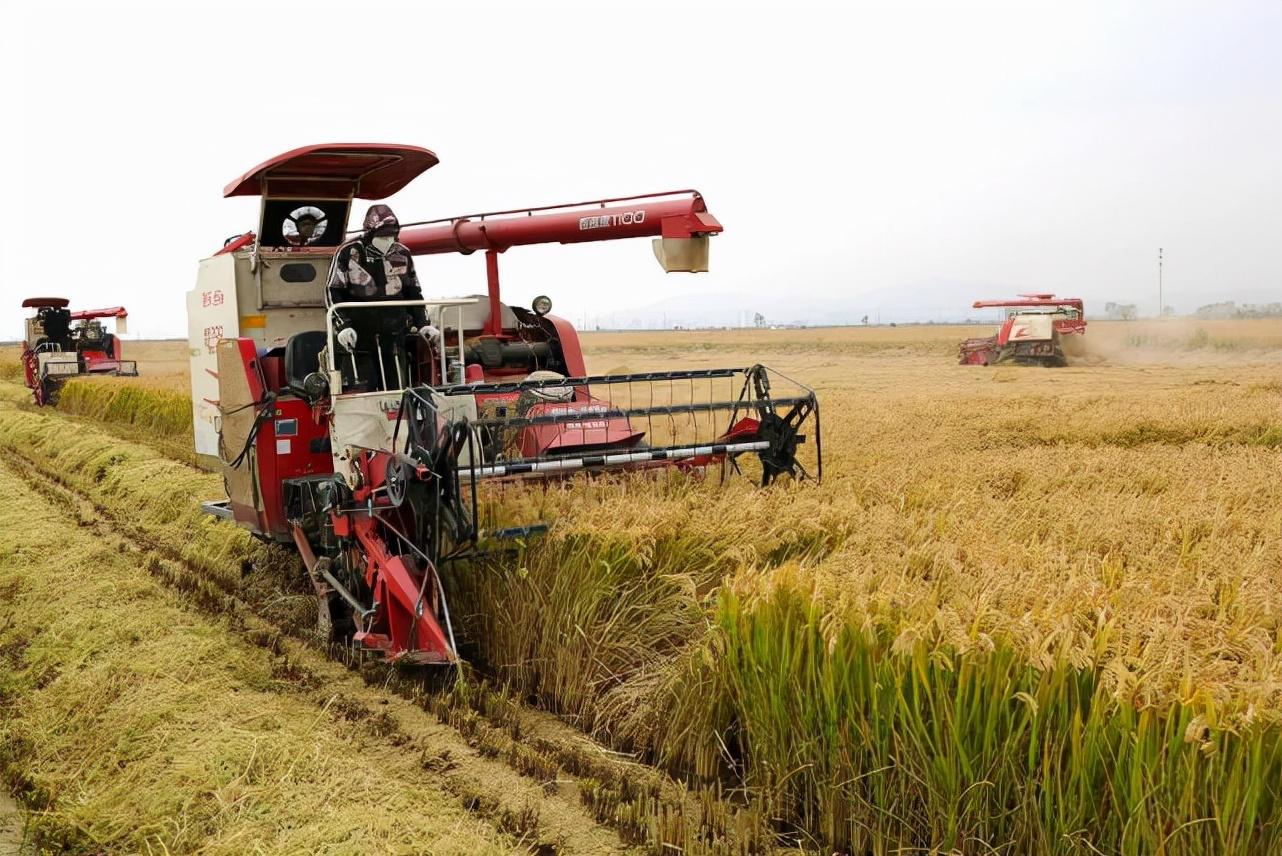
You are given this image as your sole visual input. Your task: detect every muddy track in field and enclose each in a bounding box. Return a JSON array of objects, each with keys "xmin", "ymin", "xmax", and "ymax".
[{"xmin": 0, "ymin": 396, "xmax": 784, "ymax": 855}]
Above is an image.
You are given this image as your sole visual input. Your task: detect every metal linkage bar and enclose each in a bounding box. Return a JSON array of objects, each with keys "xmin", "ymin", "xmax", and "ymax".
[
  {"xmin": 467, "ymin": 440, "xmax": 771, "ymax": 480},
  {"xmin": 467, "ymin": 394, "xmax": 818, "ymax": 430},
  {"xmin": 434, "ymin": 367, "xmax": 745, "ymax": 397}
]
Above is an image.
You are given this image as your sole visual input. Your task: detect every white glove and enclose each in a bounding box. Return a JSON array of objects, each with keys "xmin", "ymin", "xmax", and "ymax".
[
  {"xmin": 337, "ymin": 328, "xmax": 358, "ymax": 351},
  {"xmin": 416, "ymin": 324, "xmax": 441, "ymax": 344}
]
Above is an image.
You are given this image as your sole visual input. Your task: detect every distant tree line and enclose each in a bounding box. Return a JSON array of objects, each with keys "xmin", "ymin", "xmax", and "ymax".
[
  {"xmin": 1194, "ymin": 301, "xmax": 1282, "ymax": 320},
  {"xmin": 1104, "ymin": 302, "xmax": 1137, "ymax": 320}
]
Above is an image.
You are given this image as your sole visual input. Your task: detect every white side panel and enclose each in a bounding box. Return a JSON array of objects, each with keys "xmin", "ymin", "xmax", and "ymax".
[
  {"xmin": 329, "ymin": 389, "xmax": 486, "ymax": 483},
  {"xmin": 38, "ymin": 353, "xmax": 80, "ymax": 378},
  {"xmin": 1008, "ymin": 314, "xmax": 1054, "ymax": 342},
  {"xmin": 330, "ymin": 391, "xmax": 404, "ymax": 487},
  {"xmin": 188, "ymin": 255, "xmax": 241, "ymax": 459}
]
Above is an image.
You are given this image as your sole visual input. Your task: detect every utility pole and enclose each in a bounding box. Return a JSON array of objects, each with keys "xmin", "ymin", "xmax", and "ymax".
[{"xmin": 1158, "ymin": 247, "xmax": 1163, "ymax": 318}]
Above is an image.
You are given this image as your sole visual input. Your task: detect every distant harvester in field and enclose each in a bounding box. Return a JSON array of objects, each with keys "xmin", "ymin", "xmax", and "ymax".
[
  {"xmin": 20, "ymin": 297, "xmax": 138, "ymax": 405},
  {"xmin": 958, "ymin": 294, "xmax": 1086, "ymax": 367}
]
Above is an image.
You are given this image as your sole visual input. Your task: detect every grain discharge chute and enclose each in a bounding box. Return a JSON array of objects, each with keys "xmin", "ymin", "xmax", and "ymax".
[{"xmin": 188, "ymin": 143, "xmax": 821, "ymax": 663}]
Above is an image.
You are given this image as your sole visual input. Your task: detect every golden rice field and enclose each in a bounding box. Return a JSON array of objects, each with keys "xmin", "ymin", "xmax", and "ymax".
[{"xmin": 1, "ymin": 318, "xmax": 1280, "ymax": 854}]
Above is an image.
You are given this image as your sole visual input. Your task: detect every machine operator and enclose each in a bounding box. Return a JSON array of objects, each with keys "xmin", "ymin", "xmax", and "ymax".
[{"xmin": 326, "ymin": 204, "xmax": 437, "ymax": 391}]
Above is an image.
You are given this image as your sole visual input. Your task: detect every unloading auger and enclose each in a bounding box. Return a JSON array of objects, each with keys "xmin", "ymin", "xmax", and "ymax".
[{"xmin": 188, "ymin": 143, "xmax": 821, "ymax": 663}]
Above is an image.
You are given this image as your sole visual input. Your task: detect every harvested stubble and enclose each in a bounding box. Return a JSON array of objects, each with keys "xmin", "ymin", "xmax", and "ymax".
[
  {"xmin": 0, "ymin": 400, "xmax": 785, "ymax": 856},
  {"xmin": 0, "ymin": 463, "xmax": 517, "ymax": 854}
]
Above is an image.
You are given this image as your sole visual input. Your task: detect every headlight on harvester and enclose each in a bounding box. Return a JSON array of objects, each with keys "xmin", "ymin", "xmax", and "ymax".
[{"xmin": 532, "ymin": 295, "xmax": 553, "ymax": 316}]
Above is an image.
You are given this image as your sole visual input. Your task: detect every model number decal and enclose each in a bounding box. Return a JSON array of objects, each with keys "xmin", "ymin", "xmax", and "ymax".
[{"xmin": 579, "ymin": 210, "xmax": 645, "ymax": 230}]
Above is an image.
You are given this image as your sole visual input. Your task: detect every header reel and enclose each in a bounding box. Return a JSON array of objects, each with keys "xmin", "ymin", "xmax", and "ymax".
[{"xmin": 430, "ymin": 364, "xmax": 820, "ymax": 487}]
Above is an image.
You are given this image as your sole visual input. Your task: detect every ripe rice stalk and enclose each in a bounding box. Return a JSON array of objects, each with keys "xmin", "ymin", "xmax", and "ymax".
[
  {"xmin": 56, "ymin": 377, "xmax": 193, "ymax": 439},
  {"xmin": 444, "ymin": 357, "xmax": 1282, "ymax": 853},
  {"xmin": 4, "ymin": 322, "xmax": 1280, "ymax": 853}
]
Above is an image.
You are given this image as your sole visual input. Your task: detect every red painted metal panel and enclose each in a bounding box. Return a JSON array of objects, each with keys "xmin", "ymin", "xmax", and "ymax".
[
  {"xmin": 21, "ymin": 297, "xmax": 70, "ymax": 309},
  {"xmin": 351, "ymin": 515, "xmax": 454, "ymax": 662},
  {"xmin": 972, "ymin": 296, "xmax": 1085, "ymax": 317},
  {"xmin": 996, "ymin": 318, "xmax": 1016, "ymax": 347},
  {"xmin": 224, "ymin": 143, "xmax": 439, "ymax": 199},
  {"xmin": 399, "ymin": 192, "xmax": 721, "ymax": 256},
  {"xmin": 216, "ymin": 232, "xmax": 256, "ymax": 256},
  {"xmin": 517, "ymin": 400, "xmax": 644, "ymax": 457},
  {"xmin": 545, "ymin": 315, "xmax": 588, "ymax": 377},
  {"xmin": 259, "ymin": 353, "xmax": 287, "ymax": 392},
  {"xmin": 69, "ymin": 306, "xmax": 128, "ymax": 321},
  {"xmin": 254, "ymin": 395, "xmax": 334, "ymax": 539}
]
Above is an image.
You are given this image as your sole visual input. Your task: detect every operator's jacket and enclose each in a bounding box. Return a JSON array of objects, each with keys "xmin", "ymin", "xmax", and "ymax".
[{"xmin": 326, "ymin": 211, "xmax": 427, "ymax": 341}]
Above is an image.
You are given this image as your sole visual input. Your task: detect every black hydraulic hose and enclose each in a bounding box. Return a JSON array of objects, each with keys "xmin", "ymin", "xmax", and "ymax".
[{"xmin": 219, "ymin": 393, "xmax": 277, "ymax": 469}]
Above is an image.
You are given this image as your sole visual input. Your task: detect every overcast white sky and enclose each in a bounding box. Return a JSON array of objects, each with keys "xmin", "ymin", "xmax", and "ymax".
[{"xmin": 2, "ymin": 0, "xmax": 1279, "ymax": 337}]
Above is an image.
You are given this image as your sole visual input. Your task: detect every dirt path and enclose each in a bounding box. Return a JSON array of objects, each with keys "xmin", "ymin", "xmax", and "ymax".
[{"xmin": 0, "ymin": 790, "xmax": 28, "ymax": 856}]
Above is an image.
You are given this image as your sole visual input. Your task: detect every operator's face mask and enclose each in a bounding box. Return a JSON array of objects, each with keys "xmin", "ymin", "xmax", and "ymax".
[{"xmin": 370, "ymin": 234, "xmax": 396, "ymax": 254}]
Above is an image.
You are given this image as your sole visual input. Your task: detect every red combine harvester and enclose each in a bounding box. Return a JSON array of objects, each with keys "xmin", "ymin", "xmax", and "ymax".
[
  {"xmin": 20, "ymin": 298, "xmax": 137, "ymax": 405},
  {"xmin": 188, "ymin": 143, "xmax": 820, "ymax": 664},
  {"xmin": 958, "ymin": 294, "xmax": 1085, "ymax": 367}
]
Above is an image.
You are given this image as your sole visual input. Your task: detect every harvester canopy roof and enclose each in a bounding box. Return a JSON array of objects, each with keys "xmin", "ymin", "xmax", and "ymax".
[
  {"xmin": 224, "ymin": 143, "xmax": 439, "ymax": 199},
  {"xmin": 22, "ymin": 297, "xmax": 70, "ymax": 309}
]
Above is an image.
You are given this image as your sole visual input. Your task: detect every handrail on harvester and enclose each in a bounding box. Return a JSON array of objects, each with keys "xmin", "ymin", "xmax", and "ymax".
[{"xmin": 325, "ymin": 298, "xmax": 479, "ymax": 384}]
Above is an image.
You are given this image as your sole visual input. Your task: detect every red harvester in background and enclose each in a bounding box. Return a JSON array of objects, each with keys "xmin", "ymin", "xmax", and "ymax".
[
  {"xmin": 20, "ymin": 298, "xmax": 137, "ymax": 405},
  {"xmin": 959, "ymin": 294, "xmax": 1085, "ymax": 367}
]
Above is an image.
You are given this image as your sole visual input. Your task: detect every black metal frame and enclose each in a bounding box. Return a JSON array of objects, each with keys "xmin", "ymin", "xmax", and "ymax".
[{"xmin": 416, "ymin": 364, "xmax": 822, "ymax": 484}]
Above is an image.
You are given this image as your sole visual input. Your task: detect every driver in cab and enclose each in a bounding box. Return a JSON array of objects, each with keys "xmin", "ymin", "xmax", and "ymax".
[{"xmin": 326, "ymin": 204, "xmax": 436, "ymax": 391}]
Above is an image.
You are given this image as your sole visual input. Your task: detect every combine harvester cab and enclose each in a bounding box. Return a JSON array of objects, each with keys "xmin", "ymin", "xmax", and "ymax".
[
  {"xmin": 959, "ymin": 293, "xmax": 1085, "ymax": 367},
  {"xmin": 20, "ymin": 297, "xmax": 137, "ymax": 405},
  {"xmin": 189, "ymin": 143, "xmax": 822, "ymax": 664}
]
